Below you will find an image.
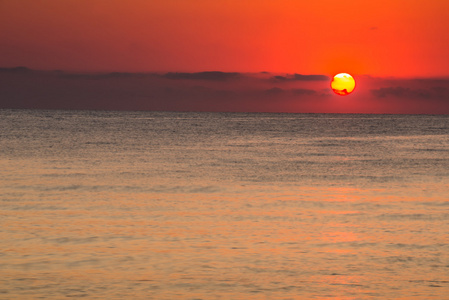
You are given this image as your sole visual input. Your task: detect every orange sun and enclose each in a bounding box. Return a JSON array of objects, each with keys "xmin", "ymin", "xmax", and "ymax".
[{"xmin": 331, "ymin": 73, "xmax": 355, "ymax": 96}]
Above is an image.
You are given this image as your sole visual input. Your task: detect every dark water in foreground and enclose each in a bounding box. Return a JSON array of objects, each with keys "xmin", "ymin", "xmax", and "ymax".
[{"xmin": 1, "ymin": 110, "xmax": 449, "ymax": 299}]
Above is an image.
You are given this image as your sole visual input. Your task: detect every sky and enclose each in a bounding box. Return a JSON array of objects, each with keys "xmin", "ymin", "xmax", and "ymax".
[{"xmin": 1, "ymin": 0, "xmax": 449, "ymax": 113}]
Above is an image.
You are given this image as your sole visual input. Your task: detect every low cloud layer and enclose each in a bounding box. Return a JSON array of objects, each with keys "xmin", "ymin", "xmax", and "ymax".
[
  {"xmin": 272, "ymin": 74, "xmax": 330, "ymax": 81},
  {"xmin": 1, "ymin": 67, "xmax": 448, "ymax": 114},
  {"xmin": 163, "ymin": 72, "xmax": 241, "ymax": 81},
  {"xmin": 371, "ymin": 86, "xmax": 449, "ymax": 99}
]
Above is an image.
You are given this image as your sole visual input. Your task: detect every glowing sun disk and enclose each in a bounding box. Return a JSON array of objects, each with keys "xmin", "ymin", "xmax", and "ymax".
[{"xmin": 331, "ymin": 73, "xmax": 355, "ymax": 96}]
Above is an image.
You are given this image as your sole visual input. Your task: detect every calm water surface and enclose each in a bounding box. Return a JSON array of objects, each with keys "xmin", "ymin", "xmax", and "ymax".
[{"xmin": 1, "ymin": 110, "xmax": 449, "ymax": 299}]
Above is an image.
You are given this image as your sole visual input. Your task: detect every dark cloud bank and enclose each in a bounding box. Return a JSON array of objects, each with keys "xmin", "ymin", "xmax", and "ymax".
[
  {"xmin": 371, "ymin": 86, "xmax": 449, "ymax": 99},
  {"xmin": 1, "ymin": 67, "xmax": 448, "ymax": 114}
]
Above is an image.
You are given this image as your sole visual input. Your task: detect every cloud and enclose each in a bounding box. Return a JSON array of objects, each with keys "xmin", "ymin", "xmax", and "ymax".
[
  {"xmin": 0, "ymin": 67, "xmax": 159, "ymax": 79},
  {"xmin": 292, "ymin": 88, "xmax": 317, "ymax": 95},
  {"xmin": 272, "ymin": 74, "xmax": 330, "ymax": 81},
  {"xmin": 264, "ymin": 87, "xmax": 284, "ymax": 95},
  {"xmin": 0, "ymin": 66, "xmax": 33, "ymax": 73},
  {"xmin": 1, "ymin": 67, "xmax": 448, "ymax": 113},
  {"xmin": 370, "ymin": 86, "xmax": 449, "ymax": 99},
  {"xmin": 163, "ymin": 71, "xmax": 241, "ymax": 81},
  {"xmin": 293, "ymin": 74, "xmax": 329, "ymax": 81},
  {"xmin": 60, "ymin": 72, "xmax": 155, "ymax": 79}
]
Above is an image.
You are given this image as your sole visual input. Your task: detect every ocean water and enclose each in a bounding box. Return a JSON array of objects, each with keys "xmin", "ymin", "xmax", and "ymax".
[{"xmin": 1, "ymin": 109, "xmax": 448, "ymax": 299}]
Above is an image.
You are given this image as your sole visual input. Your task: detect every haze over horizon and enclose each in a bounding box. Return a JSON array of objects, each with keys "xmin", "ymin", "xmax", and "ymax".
[{"xmin": 1, "ymin": 66, "xmax": 449, "ymax": 114}]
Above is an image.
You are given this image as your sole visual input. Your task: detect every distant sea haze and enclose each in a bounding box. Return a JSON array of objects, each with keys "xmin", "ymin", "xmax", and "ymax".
[
  {"xmin": 1, "ymin": 67, "xmax": 449, "ymax": 114},
  {"xmin": 1, "ymin": 110, "xmax": 449, "ymax": 299}
]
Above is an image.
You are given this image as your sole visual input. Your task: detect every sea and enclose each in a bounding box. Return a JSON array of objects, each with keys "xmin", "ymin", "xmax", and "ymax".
[{"xmin": 1, "ymin": 109, "xmax": 448, "ymax": 299}]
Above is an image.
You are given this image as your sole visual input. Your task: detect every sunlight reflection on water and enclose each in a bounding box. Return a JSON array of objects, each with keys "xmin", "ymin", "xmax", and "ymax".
[{"xmin": 1, "ymin": 110, "xmax": 449, "ymax": 299}]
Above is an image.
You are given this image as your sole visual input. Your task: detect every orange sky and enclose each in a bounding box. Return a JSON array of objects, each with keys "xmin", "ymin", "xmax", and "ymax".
[{"xmin": 1, "ymin": 0, "xmax": 448, "ymax": 77}]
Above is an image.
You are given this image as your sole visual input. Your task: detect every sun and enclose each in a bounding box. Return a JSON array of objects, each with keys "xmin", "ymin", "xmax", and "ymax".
[{"xmin": 331, "ymin": 73, "xmax": 355, "ymax": 96}]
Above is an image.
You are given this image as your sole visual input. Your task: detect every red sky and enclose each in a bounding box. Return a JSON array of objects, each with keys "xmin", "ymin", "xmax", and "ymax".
[{"xmin": 1, "ymin": 0, "xmax": 448, "ymax": 77}]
